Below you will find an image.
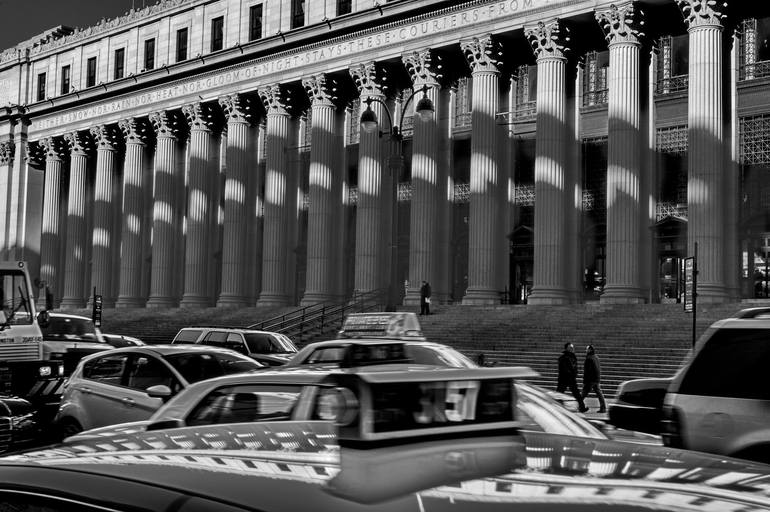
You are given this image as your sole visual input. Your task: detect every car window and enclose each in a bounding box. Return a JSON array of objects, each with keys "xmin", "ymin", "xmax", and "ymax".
[
  {"xmin": 679, "ymin": 328, "xmax": 770, "ymax": 400},
  {"xmin": 42, "ymin": 316, "xmax": 101, "ymax": 343},
  {"xmin": 125, "ymin": 355, "xmax": 181, "ymax": 393},
  {"xmin": 174, "ymin": 329, "xmax": 202, "ymax": 343},
  {"xmin": 243, "ymin": 333, "xmax": 277, "ymax": 353},
  {"xmin": 203, "ymin": 331, "xmax": 228, "ymax": 344},
  {"xmin": 166, "ymin": 352, "xmax": 261, "ymax": 383},
  {"xmin": 82, "ymin": 354, "xmax": 130, "ymax": 385},
  {"xmin": 306, "ymin": 346, "xmax": 346, "ymax": 364},
  {"xmin": 186, "ymin": 385, "xmax": 303, "ymax": 426},
  {"xmin": 276, "ymin": 334, "xmax": 299, "ymax": 353}
]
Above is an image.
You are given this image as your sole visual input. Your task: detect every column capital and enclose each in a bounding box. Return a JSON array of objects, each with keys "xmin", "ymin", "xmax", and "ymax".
[
  {"xmin": 89, "ymin": 125, "xmax": 121, "ymax": 151},
  {"xmin": 402, "ymin": 49, "xmax": 443, "ymax": 86},
  {"xmin": 149, "ymin": 110, "xmax": 183, "ymax": 139},
  {"xmin": 218, "ymin": 94, "xmax": 253, "ymax": 124},
  {"xmin": 676, "ymin": 0, "xmax": 726, "ymax": 29},
  {"xmin": 0, "ymin": 140, "xmax": 14, "ymax": 165},
  {"xmin": 461, "ymin": 35, "xmax": 503, "ymax": 73},
  {"xmin": 302, "ymin": 74, "xmax": 338, "ymax": 107},
  {"xmin": 349, "ymin": 61, "xmax": 388, "ymax": 97},
  {"xmin": 64, "ymin": 131, "xmax": 93, "ymax": 156},
  {"xmin": 40, "ymin": 137, "xmax": 67, "ymax": 162},
  {"xmin": 182, "ymin": 102, "xmax": 217, "ymax": 132},
  {"xmin": 258, "ymin": 84, "xmax": 292, "ymax": 116},
  {"xmin": 525, "ymin": 19, "xmax": 571, "ymax": 60},
  {"xmin": 596, "ymin": 2, "xmax": 645, "ymax": 45},
  {"xmin": 119, "ymin": 118, "xmax": 151, "ymax": 145}
]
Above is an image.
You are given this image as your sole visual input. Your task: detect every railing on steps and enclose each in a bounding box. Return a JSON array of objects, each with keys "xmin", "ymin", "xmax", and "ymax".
[{"xmin": 247, "ymin": 288, "xmax": 389, "ymax": 344}]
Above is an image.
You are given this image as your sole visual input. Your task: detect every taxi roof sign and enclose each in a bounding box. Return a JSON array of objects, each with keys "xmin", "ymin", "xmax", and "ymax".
[{"xmin": 338, "ymin": 312, "xmax": 424, "ymax": 340}]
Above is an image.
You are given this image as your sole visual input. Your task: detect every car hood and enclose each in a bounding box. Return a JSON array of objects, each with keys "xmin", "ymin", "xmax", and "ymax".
[
  {"xmin": 64, "ymin": 420, "xmax": 152, "ymax": 442},
  {"xmin": 4, "ymin": 423, "xmax": 770, "ymax": 511}
]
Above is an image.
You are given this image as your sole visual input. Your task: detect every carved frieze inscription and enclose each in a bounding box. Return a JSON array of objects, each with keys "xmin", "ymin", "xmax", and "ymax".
[{"xmin": 33, "ymin": 0, "xmax": 556, "ymax": 132}]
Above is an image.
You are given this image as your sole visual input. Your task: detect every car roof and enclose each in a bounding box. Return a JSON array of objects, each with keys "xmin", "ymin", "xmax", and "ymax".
[
  {"xmin": 47, "ymin": 313, "xmax": 94, "ymax": 321},
  {"xmin": 89, "ymin": 344, "xmax": 248, "ymax": 357},
  {"xmin": 177, "ymin": 327, "xmax": 282, "ymax": 335}
]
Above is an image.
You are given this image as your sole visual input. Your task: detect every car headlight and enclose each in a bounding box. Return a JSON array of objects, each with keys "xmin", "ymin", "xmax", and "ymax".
[{"xmin": 38, "ymin": 366, "xmax": 52, "ymax": 377}]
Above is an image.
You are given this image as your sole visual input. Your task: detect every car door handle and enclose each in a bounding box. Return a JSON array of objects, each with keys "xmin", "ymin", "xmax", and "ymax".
[
  {"xmin": 121, "ymin": 397, "xmax": 135, "ymax": 407},
  {"xmin": 80, "ymin": 386, "xmax": 92, "ymax": 394}
]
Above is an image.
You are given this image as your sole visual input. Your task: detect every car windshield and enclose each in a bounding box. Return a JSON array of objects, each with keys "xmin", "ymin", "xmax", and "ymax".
[
  {"xmin": 406, "ymin": 345, "xmax": 476, "ymax": 368},
  {"xmin": 41, "ymin": 316, "xmax": 102, "ymax": 342},
  {"xmin": 516, "ymin": 383, "xmax": 605, "ymax": 438},
  {"xmin": 243, "ymin": 333, "xmax": 297, "ymax": 354},
  {"xmin": 165, "ymin": 352, "xmax": 261, "ymax": 383},
  {"xmin": 0, "ymin": 270, "xmax": 32, "ymax": 325}
]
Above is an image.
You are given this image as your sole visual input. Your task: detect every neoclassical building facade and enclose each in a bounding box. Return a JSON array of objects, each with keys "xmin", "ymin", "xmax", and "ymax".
[{"xmin": 1, "ymin": 0, "xmax": 769, "ymax": 309}]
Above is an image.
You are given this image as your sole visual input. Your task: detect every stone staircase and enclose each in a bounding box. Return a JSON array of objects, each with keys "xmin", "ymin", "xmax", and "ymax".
[{"xmin": 59, "ymin": 300, "xmax": 765, "ymax": 399}]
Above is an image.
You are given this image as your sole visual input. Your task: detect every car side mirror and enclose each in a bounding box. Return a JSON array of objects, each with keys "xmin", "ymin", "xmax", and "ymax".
[
  {"xmin": 146, "ymin": 384, "xmax": 173, "ymax": 401},
  {"xmin": 146, "ymin": 418, "xmax": 185, "ymax": 432},
  {"xmin": 37, "ymin": 310, "xmax": 50, "ymax": 328}
]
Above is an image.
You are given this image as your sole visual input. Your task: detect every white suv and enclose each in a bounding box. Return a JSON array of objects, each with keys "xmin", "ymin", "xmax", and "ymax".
[
  {"xmin": 172, "ymin": 327, "xmax": 298, "ymax": 366},
  {"xmin": 662, "ymin": 307, "xmax": 770, "ymax": 463}
]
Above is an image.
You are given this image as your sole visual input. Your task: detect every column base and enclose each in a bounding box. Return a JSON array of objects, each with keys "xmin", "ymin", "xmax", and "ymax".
[
  {"xmin": 600, "ymin": 286, "xmax": 645, "ymax": 304},
  {"xmin": 146, "ymin": 297, "xmax": 180, "ymax": 308},
  {"xmin": 463, "ymin": 287, "xmax": 500, "ymax": 305},
  {"xmin": 116, "ymin": 297, "xmax": 147, "ymax": 309},
  {"xmin": 59, "ymin": 298, "xmax": 86, "ymax": 309},
  {"xmin": 179, "ymin": 295, "xmax": 212, "ymax": 308},
  {"xmin": 696, "ymin": 283, "xmax": 729, "ymax": 304},
  {"xmin": 257, "ymin": 293, "xmax": 291, "ymax": 307},
  {"xmin": 527, "ymin": 287, "xmax": 571, "ymax": 305},
  {"xmin": 216, "ymin": 294, "xmax": 250, "ymax": 308},
  {"xmin": 300, "ymin": 292, "xmax": 335, "ymax": 307}
]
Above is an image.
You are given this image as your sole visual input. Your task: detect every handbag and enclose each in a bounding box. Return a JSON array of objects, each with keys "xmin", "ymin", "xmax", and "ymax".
[{"xmin": 425, "ymin": 297, "xmax": 431, "ymax": 304}]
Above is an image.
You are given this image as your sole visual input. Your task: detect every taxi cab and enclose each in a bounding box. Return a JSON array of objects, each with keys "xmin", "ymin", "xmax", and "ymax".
[{"xmin": 3, "ymin": 367, "xmax": 770, "ymax": 511}]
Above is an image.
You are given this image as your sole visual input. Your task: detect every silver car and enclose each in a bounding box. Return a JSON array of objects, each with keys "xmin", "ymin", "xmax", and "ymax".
[{"xmin": 54, "ymin": 344, "xmax": 263, "ymax": 438}]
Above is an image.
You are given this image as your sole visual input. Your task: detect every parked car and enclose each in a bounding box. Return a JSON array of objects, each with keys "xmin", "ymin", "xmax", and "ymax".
[
  {"xmin": 662, "ymin": 306, "xmax": 770, "ymax": 463},
  {"xmin": 608, "ymin": 377, "xmax": 672, "ymax": 435},
  {"xmin": 172, "ymin": 327, "xmax": 298, "ymax": 366},
  {"xmin": 40, "ymin": 313, "xmax": 112, "ymax": 375},
  {"xmin": 54, "ymin": 344, "xmax": 263, "ymax": 437},
  {"xmin": 102, "ymin": 333, "xmax": 145, "ymax": 348},
  {"xmin": 0, "ymin": 396, "xmax": 39, "ymax": 454}
]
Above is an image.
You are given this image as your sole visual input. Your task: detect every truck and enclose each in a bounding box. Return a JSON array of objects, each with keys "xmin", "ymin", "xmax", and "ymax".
[{"xmin": 0, "ymin": 261, "xmax": 65, "ymax": 451}]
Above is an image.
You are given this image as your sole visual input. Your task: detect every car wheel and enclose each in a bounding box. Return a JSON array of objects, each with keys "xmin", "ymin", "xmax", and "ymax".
[{"xmin": 58, "ymin": 418, "xmax": 83, "ymax": 440}]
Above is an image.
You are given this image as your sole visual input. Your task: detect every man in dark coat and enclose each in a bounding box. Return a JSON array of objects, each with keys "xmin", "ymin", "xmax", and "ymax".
[
  {"xmin": 557, "ymin": 342, "xmax": 588, "ymax": 413},
  {"xmin": 419, "ymin": 281, "xmax": 431, "ymax": 315},
  {"xmin": 581, "ymin": 344, "xmax": 607, "ymax": 413}
]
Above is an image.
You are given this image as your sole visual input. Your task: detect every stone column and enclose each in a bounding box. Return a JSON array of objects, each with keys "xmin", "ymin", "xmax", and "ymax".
[
  {"xmin": 257, "ymin": 85, "xmax": 292, "ymax": 306},
  {"xmin": 147, "ymin": 111, "xmax": 183, "ymax": 307},
  {"xmin": 350, "ymin": 62, "xmax": 389, "ymax": 295},
  {"xmin": 88, "ymin": 125, "xmax": 120, "ymax": 307},
  {"xmin": 403, "ymin": 49, "xmax": 442, "ymax": 305},
  {"xmin": 180, "ymin": 103, "xmax": 217, "ymax": 307},
  {"xmin": 39, "ymin": 138, "xmax": 66, "ymax": 304},
  {"xmin": 300, "ymin": 74, "xmax": 339, "ymax": 305},
  {"xmin": 217, "ymin": 94, "xmax": 252, "ymax": 307},
  {"xmin": 461, "ymin": 35, "xmax": 503, "ymax": 305},
  {"xmin": 0, "ymin": 141, "xmax": 14, "ymax": 258},
  {"xmin": 115, "ymin": 118, "xmax": 149, "ymax": 308},
  {"xmin": 677, "ymin": 0, "xmax": 728, "ymax": 302},
  {"xmin": 60, "ymin": 131, "xmax": 92, "ymax": 308},
  {"xmin": 596, "ymin": 3, "xmax": 646, "ymax": 304},
  {"xmin": 525, "ymin": 20, "xmax": 571, "ymax": 304}
]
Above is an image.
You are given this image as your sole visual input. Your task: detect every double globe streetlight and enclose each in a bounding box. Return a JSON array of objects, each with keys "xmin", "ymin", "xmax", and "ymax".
[{"xmin": 357, "ymin": 84, "xmax": 435, "ymax": 308}]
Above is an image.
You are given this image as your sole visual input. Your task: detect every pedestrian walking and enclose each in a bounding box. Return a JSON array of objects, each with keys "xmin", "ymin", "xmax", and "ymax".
[
  {"xmin": 557, "ymin": 342, "xmax": 588, "ymax": 413},
  {"xmin": 581, "ymin": 344, "xmax": 607, "ymax": 413},
  {"xmin": 419, "ymin": 281, "xmax": 431, "ymax": 315}
]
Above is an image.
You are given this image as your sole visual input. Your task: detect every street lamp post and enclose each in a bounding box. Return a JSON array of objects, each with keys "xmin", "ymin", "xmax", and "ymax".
[{"xmin": 359, "ymin": 85, "xmax": 435, "ymax": 309}]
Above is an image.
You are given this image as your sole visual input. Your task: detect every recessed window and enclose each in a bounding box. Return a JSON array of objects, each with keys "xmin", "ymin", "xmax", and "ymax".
[
  {"xmin": 337, "ymin": 0, "xmax": 351, "ymax": 15},
  {"xmin": 36, "ymin": 72, "xmax": 46, "ymax": 101},
  {"xmin": 86, "ymin": 57, "xmax": 97, "ymax": 88},
  {"xmin": 60, "ymin": 65, "xmax": 71, "ymax": 95},
  {"xmin": 144, "ymin": 38, "xmax": 155, "ymax": 70},
  {"xmin": 114, "ymin": 48, "xmax": 125, "ymax": 79},
  {"xmin": 249, "ymin": 4, "xmax": 263, "ymax": 41},
  {"xmin": 211, "ymin": 16, "xmax": 224, "ymax": 52},
  {"xmin": 291, "ymin": 0, "xmax": 305, "ymax": 29},
  {"xmin": 176, "ymin": 27, "xmax": 188, "ymax": 63}
]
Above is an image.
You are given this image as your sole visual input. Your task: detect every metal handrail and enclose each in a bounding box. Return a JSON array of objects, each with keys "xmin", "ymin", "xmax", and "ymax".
[{"xmin": 246, "ymin": 288, "xmax": 389, "ymax": 344}]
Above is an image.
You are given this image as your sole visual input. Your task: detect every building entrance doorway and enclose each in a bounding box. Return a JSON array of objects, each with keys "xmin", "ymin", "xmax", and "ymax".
[
  {"xmin": 652, "ymin": 216, "xmax": 686, "ymax": 303},
  {"xmin": 508, "ymin": 226, "xmax": 533, "ymax": 304}
]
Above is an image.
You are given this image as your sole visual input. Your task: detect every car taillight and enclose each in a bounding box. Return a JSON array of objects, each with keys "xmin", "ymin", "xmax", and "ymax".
[{"xmin": 660, "ymin": 404, "xmax": 683, "ymax": 448}]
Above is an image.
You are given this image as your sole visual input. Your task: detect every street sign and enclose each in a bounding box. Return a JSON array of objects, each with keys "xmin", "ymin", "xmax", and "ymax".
[
  {"xmin": 683, "ymin": 257, "xmax": 695, "ymax": 313},
  {"xmin": 93, "ymin": 294, "xmax": 103, "ymax": 328}
]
